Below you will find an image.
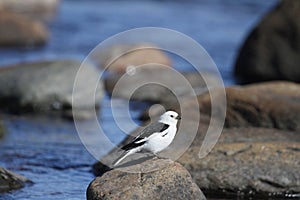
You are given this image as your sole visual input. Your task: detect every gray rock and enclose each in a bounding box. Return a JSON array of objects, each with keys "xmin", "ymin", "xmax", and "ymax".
[
  {"xmin": 0, "ymin": 166, "xmax": 32, "ymax": 193},
  {"xmin": 0, "ymin": 11, "xmax": 48, "ymax": 47},
  {"xmin": 234, "ymin": 0, "xmax": 300, "ymax": 83},
  {"xmin": 180, "ymin": 142, "xmax": 300, "ymax": 197},
  {"xmin": 87, "ymin": 158, "xmax": 206, "ymax": 200},
  {"xmin": 0, "ymin": 60, "xmax": 104, "ymax": 117}
]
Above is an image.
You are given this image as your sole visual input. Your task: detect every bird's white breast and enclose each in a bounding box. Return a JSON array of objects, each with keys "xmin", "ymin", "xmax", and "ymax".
[{"xmin": 143, "ymin": 125, "xmax": 177, "ymax": 154}]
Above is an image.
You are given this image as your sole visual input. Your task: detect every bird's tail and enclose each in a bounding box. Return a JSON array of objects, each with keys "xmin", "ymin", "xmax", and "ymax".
[{"xmin": 112, "ymin": 149, "xmax": 135, "ymax": 167}]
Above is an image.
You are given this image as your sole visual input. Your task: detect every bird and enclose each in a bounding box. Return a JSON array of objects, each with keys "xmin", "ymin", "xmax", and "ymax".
[{"xmin": 112, "ymin": 110, "xmax": 181, "ymax": 167}]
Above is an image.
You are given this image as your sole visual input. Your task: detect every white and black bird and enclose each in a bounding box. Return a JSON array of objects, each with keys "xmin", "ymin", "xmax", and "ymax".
[{"xmin": 112, "ymin": 111, "xmax": 181, "ymax": 166}]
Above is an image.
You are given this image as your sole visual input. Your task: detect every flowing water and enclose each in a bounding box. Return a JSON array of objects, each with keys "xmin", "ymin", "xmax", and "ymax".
[{"xmin": 0, "ymin": 0, "xmax": 278, "ymax": 199}]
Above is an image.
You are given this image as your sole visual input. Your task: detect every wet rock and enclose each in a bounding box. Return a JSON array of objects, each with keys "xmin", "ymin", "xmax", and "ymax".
[
  {"xmin": 0, "ymin": 167, "xmax": 32, "ymax": 193},
  {"xmin": 0, "ymin": 60, "xmax": 104, "ymax": 117},
  {"xmin": 180, "ymin": 142, "xmax": 300, "ymax": 197},
  {"xmin": 87, "ymin": 158, "xmax": 205, "ymax": 200},
  {"xmin": 234, "ymin": 0, "xmax": 300, "ymax": 83},
  {"xmin": 0, "ymin": 0, "xmax": 59, "ymax": 21},
  {"xmin": 105, "ymin": 66, "xmax": 218, "ymax": 103},
  {"xmin": 0, "ymin": 11, "xmax": 48, "ymax": 47},
  {"xmin": 90, "ymin": 43, "xmax": 172, "ymax": 73}
]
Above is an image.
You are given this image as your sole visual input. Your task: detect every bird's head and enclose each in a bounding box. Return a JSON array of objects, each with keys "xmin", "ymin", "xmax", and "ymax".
[{"xmin": 159, "ymin": 111, "xmax": 181, "ymax": 125}]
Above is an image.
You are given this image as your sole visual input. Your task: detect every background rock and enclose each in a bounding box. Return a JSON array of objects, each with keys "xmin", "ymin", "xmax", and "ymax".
[
  {"xmin": 0, "ymin": 167, "xmax": 32, "ymax": 193},
  {"xmin": 0, "ymin": 0, "xmax": 59, "ymax": 21},
  {"xmin": 234, "ymin": 0, "xmax": 300, "ymax": 83},
  {"xmin": 0, "ymin": 11, "xmax": 48, "ymax": 47},
  {"xmin": 105, "ymin": 66, "xmax": 218, "ymax": 103},
  {"xmin": 200, "ymin": 81, "xmax": 300, "ymax": 131},
  {"xmin": 0, "ymin": 60, "xmax": 104, "ymax": 117},
  {"xmin": 90, "ymin": 43, "xmax": 172, "ymax": 73},
  {"xmin": 87, "ymin": 158, "xmax": 205, "ymax": 200}
]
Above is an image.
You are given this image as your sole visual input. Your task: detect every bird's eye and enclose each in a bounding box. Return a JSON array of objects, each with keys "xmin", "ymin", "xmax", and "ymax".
[{"xmin": 170, "ymin": 115, "xmax": 174, "ymax": 118}]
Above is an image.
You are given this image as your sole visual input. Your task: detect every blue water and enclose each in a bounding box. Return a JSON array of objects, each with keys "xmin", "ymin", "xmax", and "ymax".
[{"xmin": 0, "ymin": 0, "xmax": 278, "ymax": 199}]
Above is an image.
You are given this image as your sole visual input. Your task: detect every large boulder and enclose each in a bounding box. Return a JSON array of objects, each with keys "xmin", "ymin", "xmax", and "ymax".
[
  {"xmin": 0, "ymin": 60, "xmax": 104, "ymax": 117},
  {"xmin": 181, "ymin": 142, "xmax": 300, "ymax": 197},
  {"xmin": 93, "ymin": 81, "xmax": 300, "ymax": 198},
  {"xmin": 90, "ymin": 43, "xmax": 172, "ymax": 73},
  {"xmin": 0, "ymin": 0, "xmax": 59, "ymax": 21},
  {"xmin": 87, "ymin": 158, "xmax": 205, "ymax": 200},
  {"xmin": 234, "ymin": 0, "xmax": 300, "ymax": 83},
  {"xmin": 0, "ymin": 167, "xmax": 32, "ymax": 193},
  {"xmin": 0, "ymin": 11, "xmax": 48, "ymax": 47}
]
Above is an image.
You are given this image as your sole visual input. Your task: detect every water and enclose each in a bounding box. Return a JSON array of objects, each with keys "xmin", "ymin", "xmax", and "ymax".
[{"xmin": 0, "ymin": 0, "xmax": 278, "ymax": 199}]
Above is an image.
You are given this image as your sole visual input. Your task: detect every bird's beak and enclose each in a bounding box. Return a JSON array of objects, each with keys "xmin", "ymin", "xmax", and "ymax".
[{"xmin": 176, "ymin": 115, "xmax": 181, "ymax": 120}]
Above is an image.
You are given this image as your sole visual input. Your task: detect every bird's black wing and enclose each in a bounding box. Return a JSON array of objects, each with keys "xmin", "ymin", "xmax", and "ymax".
[
  {"xmin": 121, "ymin": 122, "xmax": 169, "ymax": 151},
  {"xmin": 121, "ymin": 139, "xmax": 146, "ymax": 151}
]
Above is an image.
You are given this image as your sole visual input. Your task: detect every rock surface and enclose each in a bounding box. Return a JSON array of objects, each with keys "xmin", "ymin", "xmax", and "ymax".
[
  {"xmin": 91, "ymin": 43, "xmax": 172, "ymax": 73},
  {"xmin": 0, "ymin": 11, "xmax": 48, "ymax": 47},
  {"xmin": 87, "ymin": 158, "xmax": 205, "ymax": 200},
  {"xmin": 0, "ymin": 0, "xmax": 59, "ymax": 21},
  {"xmin": 199, "ymin": 81, "xmax": 300, "ymax": 131},
  {"xmin": 0, "ymin": 167, "xmax": 32, "ymax": 193},
  {"xmin": 93, "ymin": 81, "xmax": 300, "ymax": 198},
  {"xmin": 0, "ymin": 60, "xmax": 104, "ymax": 117},
  {"xmin": 105, "ymin": 66, "xmax": 218, "ymax": 103},
  {"xmin": 234, "ymin": 0, "xmax": 300, "ymax": 83},
  {"xmin": 181, "ymin": 142, "xmax": 300, "ymax": 197}
]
